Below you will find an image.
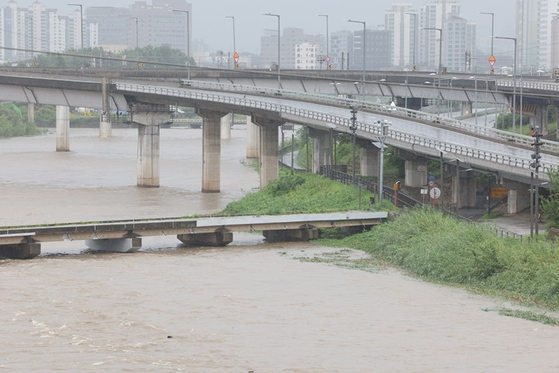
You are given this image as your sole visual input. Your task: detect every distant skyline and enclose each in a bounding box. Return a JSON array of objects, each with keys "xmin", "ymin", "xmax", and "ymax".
[{"xmin": 14, "ymin": 0, "xmax": 516, "ymax": 57}]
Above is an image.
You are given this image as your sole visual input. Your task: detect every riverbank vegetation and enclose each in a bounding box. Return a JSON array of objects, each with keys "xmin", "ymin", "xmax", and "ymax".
[{"xmin": 0, "ymin": 103, "xmax": 44, "ymax": 137}]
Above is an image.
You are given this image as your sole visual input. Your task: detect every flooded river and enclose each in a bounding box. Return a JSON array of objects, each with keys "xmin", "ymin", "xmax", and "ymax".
[{"xmin": 1, "ymin": 127, "xmax": 558, "ymax": 371}]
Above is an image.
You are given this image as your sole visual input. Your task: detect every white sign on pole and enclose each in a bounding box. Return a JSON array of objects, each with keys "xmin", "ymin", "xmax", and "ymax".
[{"xmin": 430, "ymin": 187, "xmax": 441, "ymax": 199}]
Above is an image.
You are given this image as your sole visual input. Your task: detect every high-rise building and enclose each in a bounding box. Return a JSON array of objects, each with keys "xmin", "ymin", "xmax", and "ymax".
[
  {"xmin": 445, "ymin": 15, "xmax": 475, "ymax": 72},
  {"xmin": 385, "ymin": 3, "xmax": 417, "ymax": 69},
  {"xmin": 260, "ymin": 27, "xmax": 324, "ymax": 70},
  {"xmin": 351, "ymin": 29, "xmax": 392, "ymax": 71},
  {"xmin": 517, "ymin": 0, "xmax": 559, "ymax": 70},
  {"xmin": 330, "ymin": 30, "xmax": 353, "ymax": 70},
  {"xmin": 419, "ymin": 0, "xmax": 460, "ymax": 71},
  {"xmin": 295, "ymin": 42, "xmax": 319, "ymax": 69}
]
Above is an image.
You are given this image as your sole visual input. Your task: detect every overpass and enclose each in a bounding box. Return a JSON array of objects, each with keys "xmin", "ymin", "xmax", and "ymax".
[{"xmin": 0, "ymin": 68, "xmax": 557, "ymax": 215}]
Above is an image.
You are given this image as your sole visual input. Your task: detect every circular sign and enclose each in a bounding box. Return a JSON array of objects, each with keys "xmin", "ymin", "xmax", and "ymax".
[
  {"xmin": 428, "ymin": 180, "xmax": 435, "ymax": 187},
  {"xmin": 325, "ymin": 56, "xmax": 330, "ymax": 63},
  {"xmin": 428, "ymin": 174, "xmax": 435, "ymax": 181},
  {"xmin": 430, "ymin": 187, "xmax": 441, "ymax": 199},
  {"xmin": 417, "ymin": 165, "xmax": 427, "ymax": 172}
]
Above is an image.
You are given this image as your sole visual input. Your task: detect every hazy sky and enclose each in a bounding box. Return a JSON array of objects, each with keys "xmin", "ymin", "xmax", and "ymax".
[{"xmin": 40, "ymin": 0, "xmax": 515, "ymax": 56}]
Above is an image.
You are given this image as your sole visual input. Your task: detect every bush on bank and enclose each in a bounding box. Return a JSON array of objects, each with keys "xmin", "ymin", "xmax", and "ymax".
[
  {"xmin": 320, "ymin": 208, "xmax": 559, "ymax": 310},
  {"xmin": 222, "ymin": 171, "xmax": 394, "ymax": 216},
  {"xmin": 0, "ymin": 104, "xmax": 43, "ymax": 138}
]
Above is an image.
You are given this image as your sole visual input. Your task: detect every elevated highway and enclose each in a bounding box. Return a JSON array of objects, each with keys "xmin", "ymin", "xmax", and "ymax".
[{"xmin": 0, "ymin": 68, "xmax": 557, "ymax": 214}]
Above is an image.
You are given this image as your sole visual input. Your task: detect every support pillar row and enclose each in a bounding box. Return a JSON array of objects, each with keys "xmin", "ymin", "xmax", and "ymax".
[
  {"xmin": 246, "ymin": 116, "xmax": 260, "ymax": 159},
  {"xmin": 252, "ymin": 116, "xmax": 282, "ymax": 188},
  {"xmin": 131, "ymin": 104, "xmax": 172, "ymax": 188},
  {"xmin": 100, "ymin": 77, "xmax": 112, "ymax": 138},
  {"xmin": 198, "ymin": 108, "xmax": 227, "ymax": 193},
  {"xmin": 56, "ymin": 105, "xmax": 70, "ymax": 152},
  {"xmin": 308, "ymin": 127, "xmax": 331, "ymax": 173}
]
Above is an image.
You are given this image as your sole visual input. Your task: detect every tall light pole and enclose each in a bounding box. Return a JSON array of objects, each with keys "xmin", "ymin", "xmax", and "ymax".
[
  {"xmin": 68, "ymin": 3, "xmax": 83, "ymax": 51},
  {"xmin": 495, "ymin": 36, "xmax": 517, "ymax": 134},
  {"xmin": 264, "ymin": 13, "xmax": 281, "ymax": 89},
  {"xmin": 480, "ymin": 12, "xmax": 495, "ymax": 57},
  {"xmin": 347, "ymin": 19, "xmax": 366, "ymax": 99},
  {"xmin": 405, "ymin": 13, "xmax": 417, "ymax": 69},
  {"xmin": 424, "ymin": 27, "xmax": 443, "ymax": 114},
  {"xmin": 172, "ymin": 9, "xmax": 190, "ymax": 59},
  {"xmin": 130, "ymin": 17, "xmax": 138, "ymax": 49},
  {"xmin": 226, "ymin": 16, "xmax": 236, "ymax": 68},
  {"xmin": 318, "ymin": 14, "xmax": 329, "ymax": 68}
]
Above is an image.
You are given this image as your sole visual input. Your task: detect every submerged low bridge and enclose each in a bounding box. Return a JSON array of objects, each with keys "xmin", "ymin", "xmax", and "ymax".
[{"xmin": 0, "ymin": 211, "xmax": 388, "ymax": 259}]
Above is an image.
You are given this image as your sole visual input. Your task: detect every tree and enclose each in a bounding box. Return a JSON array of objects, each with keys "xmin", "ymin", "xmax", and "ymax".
[{"xmin": 541, "ymin": 167, "xmax": 559, "ymax": 228}]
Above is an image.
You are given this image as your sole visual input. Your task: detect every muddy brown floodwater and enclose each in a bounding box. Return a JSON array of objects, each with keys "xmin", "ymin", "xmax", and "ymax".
[{"xmin": 1, "ymin": 127, "xmax": 558, "ymax": 372}]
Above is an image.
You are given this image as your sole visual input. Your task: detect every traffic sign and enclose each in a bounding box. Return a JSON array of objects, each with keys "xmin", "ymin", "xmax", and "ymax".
[
  {"xmin": 325, "ymin": 56, "xmax": 330, "ymax": 63},
  {"xmin": 428, "ymin": 174, "xmax": 435, "ymax": 181},
  {"xmin": 430, "ymin": 187, "xmax": 441, "ymax": 199},
  {"xmin": 233, "ymin": 52, "xmax": 239, "ymax": 63},
  {"xmin": 428, "ymin": 180, "xmax": 435, "ymax": 187},
  {"xmin": 488, "ymin": 54, "xmax": 496, "ymax": 67}
]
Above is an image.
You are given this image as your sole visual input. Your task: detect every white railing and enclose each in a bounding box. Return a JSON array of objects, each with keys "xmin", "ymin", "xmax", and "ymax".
[
  {"xmin": 177, "ymin": 79, "xmax": 559, "ymax": 153},
  {"xmin": 116, "ymin": 82, "xmax": 559, "ymax": 180}
]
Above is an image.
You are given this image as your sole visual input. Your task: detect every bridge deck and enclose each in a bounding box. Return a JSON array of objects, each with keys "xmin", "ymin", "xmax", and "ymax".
[{"xmin": 0, "ymin": 212, "xmax": 387, "ymax": 246}]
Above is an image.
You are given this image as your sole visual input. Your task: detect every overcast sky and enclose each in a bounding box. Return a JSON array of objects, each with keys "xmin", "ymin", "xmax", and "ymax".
[{"xmin": 43, "ymin": 0, "xmax": 515, "ymax": 56}]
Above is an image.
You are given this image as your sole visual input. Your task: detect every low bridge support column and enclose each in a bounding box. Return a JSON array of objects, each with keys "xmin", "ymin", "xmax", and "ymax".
[
  {"xmin": 85, "ymin": 238, "xmax": 142, "ymax": 253},
  {"xmin": 308, "ymin": 127, "xmax": 331, "ymax": 173},
  {"xmin": 246, "ymin": 116, "xmax": 260, "ymax": 159},
  {"xmin": 99, "ymin": 77, "xmax": 112, "ymax": 138},
  {"xmin": 356, "ymin": 138, "xmax": 379, "ymax": 177},
  {"xmin": 500, "ymin": 179, "xmax": 531, "ymax": 215},
  {"xmin": 263, "ymin": 228, "xmax": 319, "ymax": 242},
  {"xmin": 532, "ymin": 102, "xmax": 550, "ymax": 136},
  {"xmin": 461, "ymin": 102, "xmax": 473, "ymax": 116},
  {"xmin": 177, "ymin": 231, "xmax": 233, "ymax": 246},
  {"xmin": 451, "ymin": 169, "xmax": 477, "ymax": 208},
  {"xmin": 56, "ymin": 105, "xmax": 70, "ymax": 152},
  {"xmin": 554, "ymin": 102, "xmax": 559, "ymax": 140},
  {"xmin": 27, "ymin": 102, "xmax": 35, "ymax": 125},
  {"xmin": 397, "ymin": 149, "xmax": 428, "ymax": 187},
  {"xmin": 0, "ymin": 243, "xmax": 41, "ymax": 259},
  {"xmin": 221, "ymin": 113, "xmax": 232, "ymax": 140},
  {"xmin": 252, "ymin": 116, "xmax": 282, "ymax": 187},
  {"xmin": 131, "ymin": 104, "xmax": 172, "ymax": 188},
  {"xmin": 197, "ymin": 108, "xmax": 227, "ymax": 193}
]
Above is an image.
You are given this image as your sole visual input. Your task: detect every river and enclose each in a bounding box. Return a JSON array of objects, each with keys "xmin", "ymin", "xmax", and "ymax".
[{"xmin": 1, "ymin": 127, "xmax": 558, "ymax": 372}]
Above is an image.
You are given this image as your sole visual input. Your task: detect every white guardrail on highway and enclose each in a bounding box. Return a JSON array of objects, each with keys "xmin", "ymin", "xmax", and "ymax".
[{"xmin": 116, "ymin": 81, "xmax": 559, "ymax": 180}]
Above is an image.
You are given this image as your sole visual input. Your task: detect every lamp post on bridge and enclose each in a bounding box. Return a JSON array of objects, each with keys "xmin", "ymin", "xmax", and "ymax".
[
  {"xmin": 264, "ymin": 13, "xmax": 281, "ymax": 89},
  {"xmin": 130, "ymin": 17, "xmax": 139, "ymax": 49},
  {"xmin": 494, "ymin": 36, "xmax": 517, "ymax": 134}
]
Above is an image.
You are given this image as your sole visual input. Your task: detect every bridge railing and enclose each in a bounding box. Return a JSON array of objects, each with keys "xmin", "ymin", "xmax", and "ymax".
[
  {"xmin": 496, "ymin": 79, "xmax": 559, "ymax": 92},
  {"xmin": 177, "ymin": 79, "xmax": 559, "ymax": 153},
  {"xmin": 116, "ymin": 82, "xmax": 559, "ymax": 180}
]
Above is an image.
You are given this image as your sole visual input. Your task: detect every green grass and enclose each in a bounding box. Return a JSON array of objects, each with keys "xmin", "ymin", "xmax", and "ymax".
[{"xmin": 221, "ymin": 171, "xmax": 395, "ymax": 216}]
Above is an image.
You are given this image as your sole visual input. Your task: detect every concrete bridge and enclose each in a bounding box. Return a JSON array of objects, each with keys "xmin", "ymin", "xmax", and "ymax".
[
  {"xmin": 0, "ymin": 68, "xmax": 558, "ymax": 218},
  {"xmin": 0, "ymin": 212, "xmax": 387, "ymax": 259}
]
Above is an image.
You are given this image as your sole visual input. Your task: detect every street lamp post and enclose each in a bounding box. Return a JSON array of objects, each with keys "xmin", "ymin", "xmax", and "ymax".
[
  {"xmin": 423, "ymin": 27, "xmax": 443, "ymax": 114},
  {"xmin": 172, "ymin": 9, "xmax": 190, "ymax": 59},
  {"xmin": 347, "ymin": 19, "xmax": 366, "ymax": 99},
  {"xmin": 480, "ymin": 12, "xmax": 494, "ymax": 58},
  {"xmin": 264, "ymin": 13, "xmax": 281, "ymax": 89},
  {"xmin": 68, "ymin": 3, "xmax": 83, "ymax": 51},
  {"xmin": 130, "ymin": 17, "xmax": 138, "ymax": 49},
  {"xmin": 226, "ymin": 16, "xmax": 237, "ymax": 68},
  {"xmin": 494, "ymin": 36, "xmax": 517, "ymax": 134},
  {"xmin": 318, "ymin": 14, "xmax": 329, "ymax": 69}
]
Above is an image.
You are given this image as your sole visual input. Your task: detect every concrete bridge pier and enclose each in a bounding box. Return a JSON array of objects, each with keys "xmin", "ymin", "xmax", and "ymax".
[
  {"xmin": 397, "ymin": 149, "xmax": 428, "ymax": 187},
  {"xmin": 308, "ymin": 127, "xmax": 332, "ymax": 173},
  {"xmin": 131, "ymin": 104, "xmax": 172, "ymax": 188},
  {"xmin": 85, "ymin": 238, "xmax": 142, "ymax": 253},
  {"xmin": 263, "ymin": 228, "xmax": 319, "ymax": 242},
  {"xmin": 356, "ymin": 139, "xmax": 379, "ymax": 177},
  {"xmin": 461, "ymin": 102, "xmax": 473, "ymax": 116},
  {"xmin": 197, "ymin": 108, "xmax": 227, "ymax": 193},
  {"xmin": 451, "ymin": 169, "xmax": 477, "ymax": 208},
  {"xmin": 221, "ymin": 113, "xmax": 232, "ymax": 140},
  {"xmin": 177, "ymin": 231, "xmax": 233, "ymax": 246},
  {"xmin": 27, "ymin": 103, "xmax": 35, "ymax": 125},
  {"xmin": 532, "ymin": 102, "xmax": 549, "ymax": 136},
  {"xmin": 56, "ymin": 105, "xmax": 70, "ymax": 152},
  {"xmin": 252, "ymin": 116, "xmax": 282, "ymax": 187},
  {"xmin": 99, "ymin": 77, "xmax": 112, "ymax": 138},
  {"xmin": 246, "ymin": 116, "xmax": 261, "ymax": 159},
  {"xmin": 0, "ymin": 243, "xmax": 41, "ymax": 259},
  {"xmin": 500, "ymin": 179, "xmax": 531, "ymax": 214}
]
